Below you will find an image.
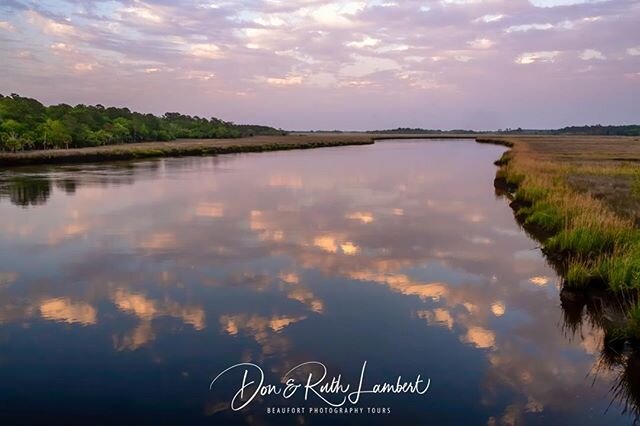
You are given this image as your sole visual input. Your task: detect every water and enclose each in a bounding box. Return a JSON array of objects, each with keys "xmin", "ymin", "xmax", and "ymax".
[{"xmin": 0, "ymin": 140, "xmax": 631, "ymax": 425}]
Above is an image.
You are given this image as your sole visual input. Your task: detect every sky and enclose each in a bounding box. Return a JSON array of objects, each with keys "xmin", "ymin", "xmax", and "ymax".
[{"xmin": 0, "ymin": 0, "xmax": 638, "ymax": 130}]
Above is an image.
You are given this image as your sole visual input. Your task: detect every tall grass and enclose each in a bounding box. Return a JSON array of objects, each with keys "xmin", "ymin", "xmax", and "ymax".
[
  {"xmin": 565, "ymin": 261, "xmax": 595, "ymax": 288},
  {"xmin": 495, "ymin": 140, "xmax": 640, "ymax": 291},
  {"xmin": 598, "ymin": 246, "xmax": 640, "ymax": 291}
]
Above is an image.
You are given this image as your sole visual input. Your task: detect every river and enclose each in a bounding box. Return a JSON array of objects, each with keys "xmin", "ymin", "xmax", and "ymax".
[{"xmin": 0, "ymin": 140, "xmax": 632, "ymax": 425}]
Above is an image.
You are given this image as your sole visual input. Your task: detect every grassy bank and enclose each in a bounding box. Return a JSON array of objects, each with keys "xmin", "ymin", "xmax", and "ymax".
[
  {"xmin": 0, "ymin": 134, "xmax": 379, "ymax": 167},
  {"xmin": 477, "ymin": 135, "xmax": 640, "ymax": 335},
  {"xmin": 0, "ymin": 133, "xmax": 481, "ymax": 167}
]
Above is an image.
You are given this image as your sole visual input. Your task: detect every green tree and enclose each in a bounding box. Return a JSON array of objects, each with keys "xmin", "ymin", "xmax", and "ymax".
[
  {"xmin": 43, "ymin": 119, "xmax": 72, "ymax": 149},
  {"xmin": 1, "ymin": 119, "xmax": 23, "ymax": 135},
  {"xmin": 0, "ymin": 93, "xmax": 275, "ymax": 152},
  {"xmin": 94, "ymin": 129, "xmax": 113, "ymax": 145},
  {"xmin": 2, "ymin": 132, "xmax": 25, "ymax": 152}
]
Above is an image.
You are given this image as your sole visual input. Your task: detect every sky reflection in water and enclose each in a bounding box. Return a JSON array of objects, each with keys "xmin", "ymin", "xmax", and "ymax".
[{"xmin": 0, "ymin": 140, "xmax": 629, "ymax": 425}]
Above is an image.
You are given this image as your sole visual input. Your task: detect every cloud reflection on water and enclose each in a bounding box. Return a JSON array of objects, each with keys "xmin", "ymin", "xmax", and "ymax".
[{"xmin": 0, "ymin": 141, "xmax": 631, "ymax": 424}]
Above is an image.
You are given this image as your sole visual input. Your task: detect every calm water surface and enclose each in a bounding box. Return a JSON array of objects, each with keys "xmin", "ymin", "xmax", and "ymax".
[{"xmin": 0, "ymin": 140, "xmax": 632, "ymax": 425}]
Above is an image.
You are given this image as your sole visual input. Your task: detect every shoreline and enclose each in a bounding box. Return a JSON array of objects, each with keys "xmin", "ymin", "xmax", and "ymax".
[
  {"xmin": 0, "ymin": 134, "xmax": 481, "ymax": 167},
  {"xmin": 477, "ymin": 134, "xmax": 640, "ymax": 340},
  {"xmin": 0, "ymin": 135, "xmax": 375, "ymax": 167}
]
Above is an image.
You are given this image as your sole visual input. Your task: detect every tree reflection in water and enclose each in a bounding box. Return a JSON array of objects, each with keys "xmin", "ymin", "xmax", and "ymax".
[{"xmin": 0, "ymin": 176, "xmax": 52, "ymax": 207}]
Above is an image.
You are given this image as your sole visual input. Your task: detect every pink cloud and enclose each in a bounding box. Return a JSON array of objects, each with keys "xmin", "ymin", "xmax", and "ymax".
[{"xmin": 0, "ymin": 0, "xmax": 637, "ymax": 129}]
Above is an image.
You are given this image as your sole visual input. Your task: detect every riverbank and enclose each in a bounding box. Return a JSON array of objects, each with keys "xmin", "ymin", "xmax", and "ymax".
[
  {"xmin": 0, "ymin": 133, "xmax": 484, "ymax": 167},
  {"xmin": 477, "ymin": 135, "xmax": 640, "ymax": 335},
  {"xmin": 0, "ymin": 134, "xmax": 381, "ymax": 167}
]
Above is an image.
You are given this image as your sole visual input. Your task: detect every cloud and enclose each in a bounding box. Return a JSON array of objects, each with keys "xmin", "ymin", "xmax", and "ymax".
[
  {"xmin": 119, "ymin": 5, "xmax": 164, "ymax": 24},
  {"xmin": 515, "ymin": 51, "xmax": 560, "ymax": 64},
  {"xmin": 265, "ymin": 75, "xmax": 304, "ymax": 86},
  {"xmin": 306, "ymin": 2, "xmax": 365, "ymax": 27},
  {"xmin": 529, "ymin": 276, "xmax": 550, "ymax": 286},
  {"xmin": 529, "ymin": 0, "xmax": 606, "ymax": 7},
  {"xmin": 347, "ymin": 36, "xmax": 380, "ymax": 48},
  {"xmin": 505, "ymin": 23, "xmax": 554, "ymax": 32},
  {"xmin": 50, "ymin": 42, "xmax": 70, "ymax": 51},
  {"xmin": 474, "ymin": 14, "xmax": 505, "ymax": 23},
  {"xmin": 0, "ymin": 21, "xmax": 16, "ymax": 32},
  {"xmin": 463, "ymin": 326, "xmax": 496, "ymax": 349},
  {"xmin": 188, "ymin": 43, "xmax": 223, "ymax": 59},
  {"xmin": 579, "ymin": 49, "xmax": 605, "ymax": 60},
  {"xmin": 40, "ymin": 298, "xmax": 97, "ymax": 326},
  {"xmin": 346, "ymin": 211, "xmax": 375, "ymax": 224},
  {"xmin": 25, "ymin": 10, "xmax": 76, "ymax": 36},
  {"xmin": 73, "ymin": 62, "xmax": 96, "ymax": 72},
  {"xmin": 0, "ymin": 0, "xmax": 637, "ymax": 129},
  {"xmin": 468, "ymin": 38, "xmax": 495, "ymax": 49}
]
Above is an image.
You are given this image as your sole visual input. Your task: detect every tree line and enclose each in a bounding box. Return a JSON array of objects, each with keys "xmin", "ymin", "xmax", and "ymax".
[
  {"xmin": 367, "ymin": 128, "xmax": 478, "ymax": 134},
  {"xmin": 0, "ymin": 94, "xmax": 285, "ymax": 152},
  {"xmin": 553, "ymin": 125, "xmax": 640, "ymax": 136},
  {"xmin": 368, "ymin": 125, "xmax": 640, "ymax": 136},
  {"xmin": 495, "ymin": 125, "xmax": 640, "ymax": 136}
]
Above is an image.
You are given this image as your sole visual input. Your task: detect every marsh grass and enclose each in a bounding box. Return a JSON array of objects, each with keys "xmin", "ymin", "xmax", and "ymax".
[
  {"xmin": 488, "ymin": 136, "xmax": 640, "ymax": 293},
  {"xmin": 0, "ymin": 135, "xmax": 377, "ymax": 166},
  {"xmin": 566, "ymin": 260, "xmax": 599, "ymax": 288},
  {"xmin": 598, "ymin": 247, "xmax": 640, "ymax": 291},
  {"xmin": 517, "ymin": 200, "xmax": 564, "ymax": 235},
  {"xmin": 486, "ymin": 136, "xmax": 640, "ymax": 344},
  {"xmin": 547, "ymin": 227, "xmax": 630, "ymax": 258},
  {"xmin": 619, "ymin": 302, "xmax": 640, "ymax": 339}
]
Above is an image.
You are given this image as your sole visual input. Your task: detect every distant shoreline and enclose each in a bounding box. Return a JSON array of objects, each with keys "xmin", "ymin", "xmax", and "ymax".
[
  {"xmin": 0, "ymin": 135, "xmax": 370, "ymax": 167},
  {"xmin": 0, "ymin": 133, "xmax": 479, "ymax": 167}
]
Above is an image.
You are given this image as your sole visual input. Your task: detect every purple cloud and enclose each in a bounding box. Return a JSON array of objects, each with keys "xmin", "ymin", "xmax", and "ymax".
[{"xmin": 0, "ymin": 0, "xmax": 638, "ymax": 129}]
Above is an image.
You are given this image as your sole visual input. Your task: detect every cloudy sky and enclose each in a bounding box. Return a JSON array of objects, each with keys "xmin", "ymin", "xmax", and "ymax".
[{"xmin": 0, "ymin": 0, "xmax": 638, "ymax": 130}]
